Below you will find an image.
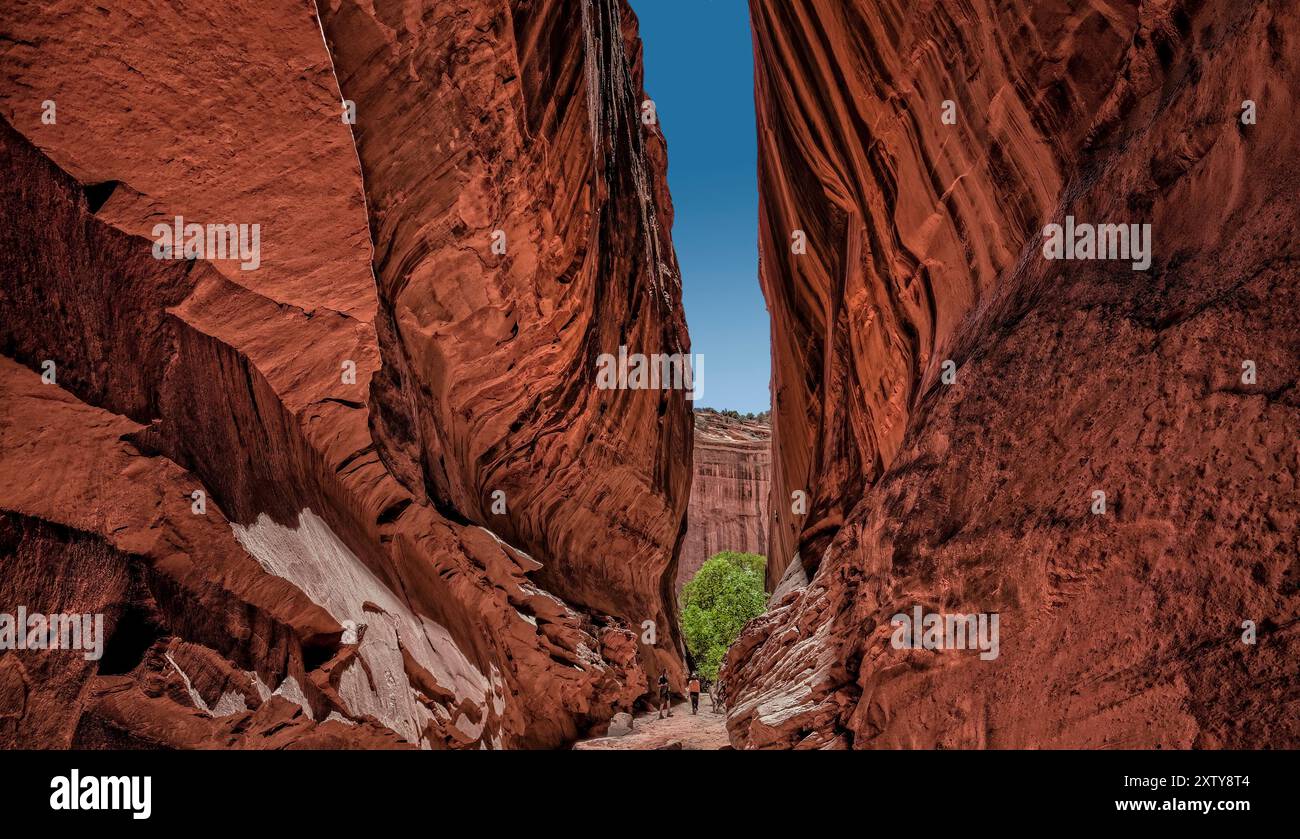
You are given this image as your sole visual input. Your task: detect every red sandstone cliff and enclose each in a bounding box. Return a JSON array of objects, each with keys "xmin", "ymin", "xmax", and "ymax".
[
  {"xmin": 676, "ymin": 410, "xmax": 771, "ymax": 594},
  {"xmin": 725, "ymin": 0, "xmax": 1300, "ymax": 748},
  {"xmin": 0, "ymin": 0, "xmax": 689, "ymax": 749}
]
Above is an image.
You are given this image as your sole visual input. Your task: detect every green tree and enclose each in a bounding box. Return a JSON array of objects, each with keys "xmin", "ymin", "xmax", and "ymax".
[{"xmin": 679, "ymin": 551, "xmax": 768, "ymax": 681}]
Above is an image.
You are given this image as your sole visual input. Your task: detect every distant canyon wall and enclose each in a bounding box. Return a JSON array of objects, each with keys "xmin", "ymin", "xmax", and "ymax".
[
  {"xmin": 677, "ymin": 411, "xmax": 771, "ymax": 594},
  {"xmin": 726, "ymin": 0, "xmax": 1300, "ymax": 749},
  {"xmin": 0, "ymin": 0, "xmax": 690, "ymax": 749}
]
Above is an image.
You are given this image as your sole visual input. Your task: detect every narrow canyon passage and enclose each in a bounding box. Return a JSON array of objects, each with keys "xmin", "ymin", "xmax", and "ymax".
[
  {"xmin": 0, "ymin": 0, "xmax": 1295, "ymax": 758},
  {"xmin": 631, "ymin": 0, "xmax": 1300, "ymax": 751},
  {"xmin": 574, "ymin": 700, "xmax": 731, "ymax": 750}
]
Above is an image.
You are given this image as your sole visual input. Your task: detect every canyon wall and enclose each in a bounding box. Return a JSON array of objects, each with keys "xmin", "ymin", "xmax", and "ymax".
[
  {"xmin": 0, "ymin": 0, "xmax": 689, "ymax": 749},
  {"xmin": 726, "ymin": 0, "xmax": 1300, "ymax": 748},
  {"xmin": 676, "ymin": 410, "xmax": 770, "ymax": 594}
]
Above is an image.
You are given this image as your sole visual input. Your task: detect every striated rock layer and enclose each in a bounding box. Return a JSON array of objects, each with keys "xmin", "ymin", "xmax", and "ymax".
[
  {"xmin": 677, "ymin": 410, "xmax": 771, "ymax": 594},
  {"xmin": 726, "ymin": 0, "xmax": 1300, "ymax": 748},
  {"xmin": 0, "ymin": 0, "xmax": 689, "ymax": 749}
]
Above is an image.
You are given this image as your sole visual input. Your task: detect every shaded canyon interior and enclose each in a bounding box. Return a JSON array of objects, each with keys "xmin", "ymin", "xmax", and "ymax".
[{"xmin": 2, "ymin": 0, "xmax": 1297, "ymax": 751}]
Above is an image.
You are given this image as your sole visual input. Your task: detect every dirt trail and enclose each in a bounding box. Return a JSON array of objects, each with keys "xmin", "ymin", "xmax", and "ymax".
[{"xmin": 573, "ymin": 700, "xmax": 731, "ymax": 750}]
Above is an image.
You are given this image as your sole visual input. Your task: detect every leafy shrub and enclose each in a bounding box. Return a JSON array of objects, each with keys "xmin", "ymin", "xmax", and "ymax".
[{"xmin": 679, "ymin": 551, "xmax": 768, "ymax": 681}]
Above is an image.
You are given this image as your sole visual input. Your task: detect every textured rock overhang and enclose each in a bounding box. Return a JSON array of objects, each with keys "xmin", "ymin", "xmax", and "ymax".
[
  {"xmin": 725, "ymin": 0, "xmax": 1300, "ymax": 749},
  {"xmin": 0, "ymin": 0, "xmax": 690, "ymax": 749}
]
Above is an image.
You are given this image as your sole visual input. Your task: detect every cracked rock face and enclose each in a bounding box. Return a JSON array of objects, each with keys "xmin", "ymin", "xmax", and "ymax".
[
  {"xmin": 0, "ymin": 0, "xmax": 689, "ymax": 749},
  {"xmin": 677, "ymin": 410, "xmax": 770, "ymax": 594},
  {"xmin": 724, "ymin": 0, "xmax": 1300, "ymax": 749}
]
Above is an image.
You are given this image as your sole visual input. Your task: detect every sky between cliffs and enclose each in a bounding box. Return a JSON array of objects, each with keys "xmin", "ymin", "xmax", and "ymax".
[{"xmin": 631, "ymin": 0, "xmax": 770, "ymax": 415}]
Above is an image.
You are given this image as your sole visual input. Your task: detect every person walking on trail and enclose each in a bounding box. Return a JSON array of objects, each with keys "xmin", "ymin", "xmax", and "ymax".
[
  {"xmin": 657, "ymin": 670, "xmax": 672, "ymax": 719},
  {"xmin": 687, "ymin": 673, "xmax": 702, "ymax": 715}
]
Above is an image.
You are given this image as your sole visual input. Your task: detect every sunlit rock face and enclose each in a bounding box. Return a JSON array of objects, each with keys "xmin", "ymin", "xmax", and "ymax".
[
  {"xmin": 725, "ymin": 0, "xmax": 1300, "ymax": 749},
  {"xmin": 0, "ymin": 0, "xmax": 689, "ymax": 749},
  {"xmin": 677, "ymin": 411, "xmax": 771, "ymax": 594}
]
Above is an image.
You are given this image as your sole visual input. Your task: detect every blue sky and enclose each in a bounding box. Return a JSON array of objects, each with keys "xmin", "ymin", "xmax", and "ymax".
[{"xmin": 631, "ymin": 0, "xmax": 770, "ymax": 414}]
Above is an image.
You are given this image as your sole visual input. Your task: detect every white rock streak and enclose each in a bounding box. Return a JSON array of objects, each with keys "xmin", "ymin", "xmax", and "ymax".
[
  {"xmin": 231, "ymin": 508, "xmax": 493, "ymax": 747},
  {"xmin": 164, "ymin": 652, "xmax": 247, "ymax": 718}
]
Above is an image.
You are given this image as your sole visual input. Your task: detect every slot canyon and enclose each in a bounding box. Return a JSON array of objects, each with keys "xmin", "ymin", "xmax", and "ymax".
[{"xmin": 0, "ymin": 0, "xmax": 1296, "ymax": 754}]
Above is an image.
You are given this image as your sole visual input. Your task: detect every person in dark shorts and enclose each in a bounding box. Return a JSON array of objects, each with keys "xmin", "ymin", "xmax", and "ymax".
[
  {"xmin": 687, "ymin": 673, "xmax": 702, "ymax": 714},
  {"xmin": 657, "ymin": 670, "xmax": 672, "ymax": 718}
]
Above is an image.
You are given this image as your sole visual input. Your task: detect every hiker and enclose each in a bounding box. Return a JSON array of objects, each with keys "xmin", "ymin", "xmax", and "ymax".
[
  {"xmin": 657, "ymin": 670, "xmax": 672, "ymax": 718},
  {"xmin": 687, "ymin": 672, "xmax": 702, "ymax": 714}
]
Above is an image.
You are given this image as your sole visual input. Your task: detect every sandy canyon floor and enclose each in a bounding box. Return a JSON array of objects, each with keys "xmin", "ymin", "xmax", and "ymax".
[{"xmin": 573, "ymin": 701, "xmax": 730, "ymax": 750}]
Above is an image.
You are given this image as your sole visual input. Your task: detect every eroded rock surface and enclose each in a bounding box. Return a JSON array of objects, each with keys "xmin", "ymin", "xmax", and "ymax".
[
  {"xmin": 677, "ymin": 410, "xmax": 770, "ymax": 593},
  {"xmin": 725, "ymin": 0, "xmax": 1300, "ymax": 749},
  {"xmin": 0, "ymin": 0, "xmax": 688, "ymax": 749}
]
